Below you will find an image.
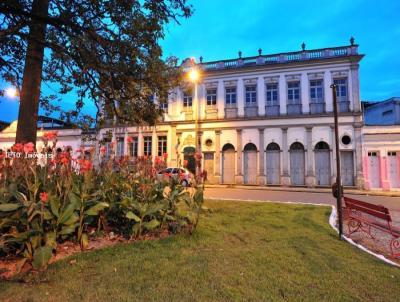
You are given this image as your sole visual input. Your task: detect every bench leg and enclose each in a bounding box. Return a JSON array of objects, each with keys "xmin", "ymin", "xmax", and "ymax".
[
  {"xmin": 389, "ymin": 238, "xmax": 400, "ymax": 258},
  {"xmin": 348, "ymin": 218, "xmax": 361, "ymax": 236}
]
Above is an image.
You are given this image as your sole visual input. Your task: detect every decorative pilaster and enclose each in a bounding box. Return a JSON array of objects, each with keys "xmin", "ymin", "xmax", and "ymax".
[
  {"xmin": 235, "ymin": 129, "xmax": 244, "ymax": 184},
  {"xmin": 151, "ymin": 128, "xmax": 157, "ymax": 161},
  {"xmin": 278, "ymin": 75, "xmax": 287, "ymax": 115},
  {"xmin": 379, "ymin": 153, "xmax": 390, "ymax": 190},
  {"xmin": 257, "ymin": 128, "xmax": 266, "ymax": 185},
  {"xmin": 354, "ymin": 124, "xmax": 365, "ymax": 189},
  {"xmin": 138, "ymin": 128, "xmax": 144, "ymax": 156},
  {"xmin": 330, "ymin": 125, "xmax": 336, "ymax": 184},
  {"xmin": 123, "ymin": 131, "xmax": 129, "ymax": 156},
  {"xmin": 305, "ymin": 126, "xmax": 316, "ymax": 187},
  {"xmin": 280, "ymin": 127, "xmax": 290, "ymax": 186},
  {"xmin": 170, "ymin": 125, "xmax": 177, "ymax": 166},
  {"xmin": 350, "ymin": 63, "xmax": 361, "ymax": 112},
  {"xmin": 215, "ymin": 130, "xmax": 221, "ymax": 177}
]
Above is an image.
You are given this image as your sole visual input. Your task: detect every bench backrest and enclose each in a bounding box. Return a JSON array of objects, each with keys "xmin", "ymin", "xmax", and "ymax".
[{"xmin": 343, "ymin": 196, "xmax": 392, "ymax": 222}]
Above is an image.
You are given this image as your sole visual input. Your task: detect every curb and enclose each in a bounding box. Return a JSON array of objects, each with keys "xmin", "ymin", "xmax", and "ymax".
[
  {"xmin": 204, "ymin": 185, "xmax": 400, "ymax": 197},
  {"xmin": 207, "ymin": 198, "xmax": 400, "ymax": 268}
]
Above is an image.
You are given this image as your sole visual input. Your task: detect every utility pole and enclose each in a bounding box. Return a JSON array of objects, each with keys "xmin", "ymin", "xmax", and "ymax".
[{"xmin": 330, "ymin": 83, "xmax": 343, "ymax": 239}]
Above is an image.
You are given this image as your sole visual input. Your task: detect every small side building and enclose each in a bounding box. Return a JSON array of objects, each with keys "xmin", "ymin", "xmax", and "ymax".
[{"xmin": 362, "ymin": 98, "xmax": 400, "ymax": 191}]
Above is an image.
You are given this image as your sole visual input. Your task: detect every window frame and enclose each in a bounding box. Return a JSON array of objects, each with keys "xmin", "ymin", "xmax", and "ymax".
[
  {"xmin": 143, "ymin": 136, "xmax": 152, "ymax": 156},
  {"xmin": 225, "ymin": 87, "xmax": 237, "ymax": 107},
  {"xmin": 157, "ymin": 136, "xmax": 167, "ymax": 156},
  {"xmin": 206, "ymin": 88, "xmax": 217, "ymax": 107},
  {"xmin": 245, "ymin": 85, "xmax": 257, "ymax": 106},
  {"xmin": 265, "ymin": 83, "xmax": 279, "ymax": 106},
  {"xmin": 287, "ymin": 81, "xmax": 301, "ymax": 105}
]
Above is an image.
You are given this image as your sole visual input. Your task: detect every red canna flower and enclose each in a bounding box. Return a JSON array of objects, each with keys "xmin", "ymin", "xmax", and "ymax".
[
  {"xmin": 79, "ymin": 159, "xmax": 93, "ymax": 173},
  {"xmin": 163, "ymin": 152, "xmax": 168, "ymax": 159},
  {"xmin": 43, "ymin": 131, "xmax": 58, "ymax": 141},
  {"xmin": 100, "ymin": 146, "xmax": 106, "ymax": 154},
  {"xmin": 40, "ymin": 192, "xmax": 49, "ymax": 203},
  {"xmin": 183, "ymin": 159, "xmax": 188, "ymax": 167},
  {"xmin": 23, "ymin": 142, "xmax": 35, "ymax": 153},
  {"xmin": 127, "ymin": 137, "xmax": 133, "ymax": 143},
  {"xmin": 11, "ymin": 143, "xmax": 24, "ymax": 153}
]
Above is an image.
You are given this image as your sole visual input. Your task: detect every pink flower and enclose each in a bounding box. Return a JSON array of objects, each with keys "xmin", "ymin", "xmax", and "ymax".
[
  {"xmin": 100, "ymin": 146, "xmax": 106, "ymax": 154},
  {"xmin": 79, "ymin": 159, "xmax": 93, "ymax": 173},
  {"xmin": 23, "ymin": 142, "xmax": 35, "ymax": 153}
]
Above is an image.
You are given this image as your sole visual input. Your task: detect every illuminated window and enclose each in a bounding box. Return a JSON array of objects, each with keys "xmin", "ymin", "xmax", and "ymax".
[
  {"xmin": 225, "ymin": 87, "xmax": 237, "ymax": 106},
  {"xmin": 266, "ymin": 83, "xmax": 278, "ymax": 105},
  {"xmin": 183, "ymin": 91, "xmax": 192, "ymax": 107},
  {"xmin": 245, "ymin": 85, "xmax": 257, "ymax": 105},
  {"xmin": 206, "ymin": 88, "xmax": 217, "ymax": 106},
  {"xmin": 158, "ymin": 136, "xmax": 167, "ymax": 156},
  {"xmin": 144, "ymin": 136, "xmax": 152, "ymax": 156}
]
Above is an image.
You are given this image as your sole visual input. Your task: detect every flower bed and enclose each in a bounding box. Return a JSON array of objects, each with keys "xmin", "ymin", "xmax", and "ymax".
[{"xmin": 0, "ymin": 133, "xmax": 203, "ymax": 277}]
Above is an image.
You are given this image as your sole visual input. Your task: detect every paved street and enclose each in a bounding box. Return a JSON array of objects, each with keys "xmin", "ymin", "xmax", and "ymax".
[{"xmin": 204, "ymin": 188, "xmax": 400, "ymax": 212}]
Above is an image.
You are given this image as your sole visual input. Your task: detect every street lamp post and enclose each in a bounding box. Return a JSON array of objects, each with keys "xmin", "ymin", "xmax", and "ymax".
[
  {"xmin": 330, "ymin": 83, "xmax": 344, "ymax": 239},
  {"xmin": 188, "ymin": 67, "xmax": 201, "ymax": 178}
]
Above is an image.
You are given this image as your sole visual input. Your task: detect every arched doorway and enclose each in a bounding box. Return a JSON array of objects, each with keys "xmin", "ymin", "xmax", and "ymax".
[
  {"xmin": 222, "ymin": 143, "xmax": 235, "ymax": 184},
  {"xmin": 183, "ymin": 146, "xmax": 196, "ymax": 174},
  {"xmin": 314, "ymin": 141, "xmax": 331, "ymax": 186},
  {"xmin": 290, "ymin": 142, "xmax": 305, "ymax": 185},
  {"xmin": 266, "ymin": 143, "xmax": 280, "ymax": 185},
  {"xmin": 243, "ymin": 143, "xmax": 257, "ymax": 184}
]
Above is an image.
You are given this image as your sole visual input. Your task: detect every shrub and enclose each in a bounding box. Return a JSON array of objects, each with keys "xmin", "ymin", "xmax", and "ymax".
[{"xmin": 0, "ymin": 136, "xmax": 203, "ymax": 270}]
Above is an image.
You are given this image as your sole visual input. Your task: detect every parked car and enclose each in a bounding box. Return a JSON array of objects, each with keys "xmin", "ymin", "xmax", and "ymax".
[{"xmin": 157, "ymin": 167, "xmax": 192, "ymax": 187}]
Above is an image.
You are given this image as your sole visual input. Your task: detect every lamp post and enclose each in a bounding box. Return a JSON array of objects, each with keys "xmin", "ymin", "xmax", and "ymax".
[
  {"xmin": 188, "ymin": 67, "xmax": 201, "ymax": 178},
  {"xmin": 330, "ymin": 83, "xmax": 343, "ymax": 239}
]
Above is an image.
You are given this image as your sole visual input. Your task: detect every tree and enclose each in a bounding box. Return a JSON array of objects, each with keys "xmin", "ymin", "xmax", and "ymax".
[{"xmin": 0, "ymin": 0, "xmax": 192, "ymax": 144}]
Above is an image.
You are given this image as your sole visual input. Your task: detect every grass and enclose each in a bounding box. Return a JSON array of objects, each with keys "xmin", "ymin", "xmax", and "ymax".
[{"xmin": 1, "ymin": 200, "xmax": 400, "ymax": 302}]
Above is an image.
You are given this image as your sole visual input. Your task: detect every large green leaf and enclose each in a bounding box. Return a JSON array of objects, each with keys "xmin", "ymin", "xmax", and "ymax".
[
  {"xmin": 58, "ymin": 203, "xmax": 76, "ymax": 225},
  {"xmin": 32, "ymin": 246, "xmax": 52, "ymax": 269},
  {"xmin": 59, "ymin": 224, "xmax": 78, "ymax": 235},
  {"xmin": 86, "ymin": 202, "xmax": 109, "ymax": 216},
  {"xmin": 45, "ymin": 232, "xmax": 57, "ymax": 249},
  {"xmin": 49, "ymin": 197, "xmax": 60, "ymax": 217},
  {"xmin": 126, "ymin": 211, "xmax": 141, "ymax": 222},
  {"xmin": 63, "ymin": 212, "xmax": 79, "ymax": 225},
  {"xmin": 0, "ymin": 203, "xmax": 20, "ymax": 212},
  {"xmin": 143, "ymin": 219, "xmax": 160, "ymax": 231}
]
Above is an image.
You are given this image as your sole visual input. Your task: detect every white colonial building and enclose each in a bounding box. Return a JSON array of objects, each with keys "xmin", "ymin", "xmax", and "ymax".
[{"xmin": 100, "ymin": 40, "xmax": 365, "ymax": 188}]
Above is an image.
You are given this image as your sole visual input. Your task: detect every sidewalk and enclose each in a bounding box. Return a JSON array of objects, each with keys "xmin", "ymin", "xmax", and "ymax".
[{"xmin": 204, "ymin": 184, "xmax": 400, "ymax": 197}]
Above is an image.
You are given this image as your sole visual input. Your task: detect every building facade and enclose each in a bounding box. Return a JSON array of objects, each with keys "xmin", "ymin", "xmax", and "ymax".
[
  {"xmin": 363, "ymin": 97, "xmax": 400, "ymax": 125},
  {"xmin": 100, "ymin": 41, "xmax": 365, "ymax": 188}
]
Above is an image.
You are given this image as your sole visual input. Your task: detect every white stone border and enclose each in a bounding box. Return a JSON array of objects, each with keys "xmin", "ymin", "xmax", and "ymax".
[{"xmin": 207, "ymin": 197, "xmax": 400, "ymax": 268}]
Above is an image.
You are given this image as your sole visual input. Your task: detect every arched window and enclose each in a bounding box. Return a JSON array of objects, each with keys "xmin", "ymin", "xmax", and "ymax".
[
  {"xmin": 266, "ymin": 142, "xmax": 280, "ymax": 151},
  {"xmin": 243, "ymin": 143, "xmax": 257, "ymax": 151},
  {"xmin": 222, "ymin": 143, "xmax": 235, "ymax": 152},
  {"xmin": 290, "ymin": 142, "xmax": 304, "ymax": 150},
  {"xmin": 315, "ymin": 141, "xmax": 330, "ymax": 150}
]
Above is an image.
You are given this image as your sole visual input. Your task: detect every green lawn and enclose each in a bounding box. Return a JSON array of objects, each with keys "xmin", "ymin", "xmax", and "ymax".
[{"xmin": 1, "ymin": 200, "xmax": 400, "ymax": 302}]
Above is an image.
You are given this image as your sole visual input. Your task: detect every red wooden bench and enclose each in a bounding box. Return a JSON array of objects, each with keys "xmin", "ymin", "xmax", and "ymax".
[{"xmin": 343, "ymin": 196, "xmax": 400, "ymax": 258}]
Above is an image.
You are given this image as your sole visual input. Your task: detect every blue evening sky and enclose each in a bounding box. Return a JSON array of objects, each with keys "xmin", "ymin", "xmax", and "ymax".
[{"xmin": 1, "ymin": 0, "xmax": 399, "ymax": 122}]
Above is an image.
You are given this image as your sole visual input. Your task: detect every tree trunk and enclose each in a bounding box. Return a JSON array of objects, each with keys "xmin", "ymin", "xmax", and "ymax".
[{"xmin": 15, "ymin": 0, "xmax": 50, "ymax": 144}]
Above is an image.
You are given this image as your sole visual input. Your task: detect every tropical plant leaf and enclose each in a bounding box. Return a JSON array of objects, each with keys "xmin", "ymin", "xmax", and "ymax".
[
  {"xmin": 49, "ymin": 197, "xmax": 60, "ymax": 217},
  {"xmin": 32, "ymin": 246, "xmax": 52, "ymax": 270},
  {"xmin": 126, "ymin": 211, "xmax": 141, "ymax": 222},
  {"xmin": 58, "ymin": 203, "xmax": 76, "ymax": 225},
  {"xmin": 143, "ymin": 219, "xmax": 160, "ymax": 231},
  {"xmin": 45, "ymin": 232, "xmax": 57, "ymax": 249},
  {"xmin": 0, "ymin": 203, "xmax": 20, "ymax": 212},
  {"xmin": 86, "ymin": 202, "xmax": 109, "ymax": 216}
]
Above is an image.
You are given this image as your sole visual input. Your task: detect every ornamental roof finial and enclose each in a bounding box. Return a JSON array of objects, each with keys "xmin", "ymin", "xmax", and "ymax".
[
  {"xmin": 238, "ymin": 50, "xmax": 242, "ymax": 58},
  {"xmin": 350, "ymin": 36, "xmax": 355, "ymax": 45},
  {"xmin": 258, "ymin": 48, "xmax": 262, "ymax": 56},
  {"xmin": 301, "ymin": 42, "xmax": 306, "ymax": 51},
  {"xmin": 199, "ymin": 56, "xmax": 203, "ymax": 63}
]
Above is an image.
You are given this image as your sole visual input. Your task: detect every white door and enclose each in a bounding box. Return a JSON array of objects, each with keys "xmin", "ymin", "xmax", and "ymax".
[
  {"xmin": 266, "ymin": 151, "xmax": 280, "ymax": 184},
  {"xmin": 290, "ymin": 150, "xmax": 305, "ymax": 185},
  {"xmin": 222, "ymin": 150, "xmax": 235, "ymax": 184},
  {"xmin": 368, "ymin": 152, "xmax": 381, "ymax": 188},
  {"xmin": 388, "ymin": 152, "xmax": 400, "ymax": 188},
  {"xmin": 244, "ymin": 150, "xmax": 257, "ymax": 184},
  {"xmin": 341, "ymin": 151, "xmax": 354, "ymax": 186},
  {"xmin": 315, "ymin": 150, "xmax": 331, "ymax": 186}
]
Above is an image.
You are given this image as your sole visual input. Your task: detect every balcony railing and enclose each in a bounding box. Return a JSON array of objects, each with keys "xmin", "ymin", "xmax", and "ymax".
[
  {"xmin": 198, "ymin": 45, "xmax": 359, "ymax": 72},
  {"xmin": 338, "ymin": 101, "xmax": 350, "ymax": 113},
  {"xmin": 310, "ymin": 102, "xmax": 325, "ymax": 114},
  {"xmin": 265, "ymin": 105, "xmax": 280, "ymax": 116},
  {"xmin": 287, "ymin": 104, "xmax": 302, "ymax": 115},
  {"xmin": 244, "ymin": 106, "xmax": 258, "ymax": 117},
  {"xmin": 225, "ymin": 106, "xmax": 238, "ymax": 119}
]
